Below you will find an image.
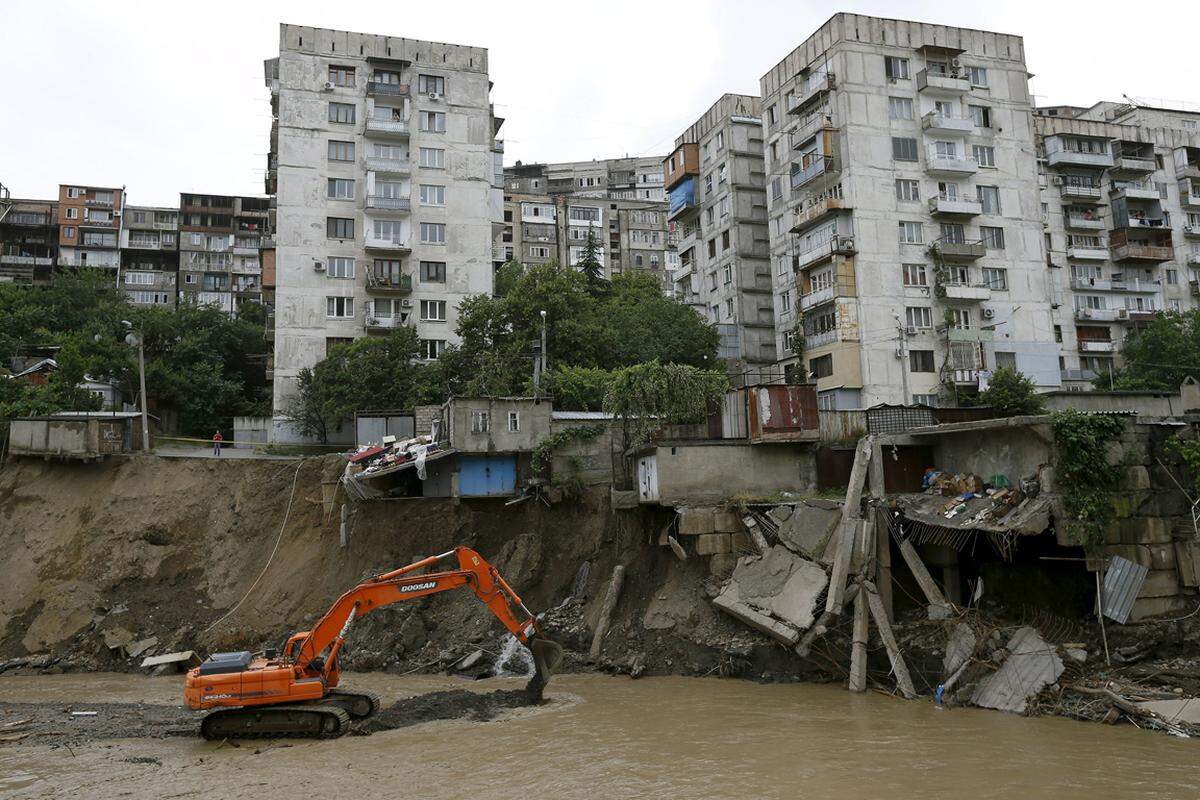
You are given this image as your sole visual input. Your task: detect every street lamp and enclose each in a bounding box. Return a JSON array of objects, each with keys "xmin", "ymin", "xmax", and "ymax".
[{"xmin": 122, "ymin": 320, "xmax": 150, "ymax": 453}]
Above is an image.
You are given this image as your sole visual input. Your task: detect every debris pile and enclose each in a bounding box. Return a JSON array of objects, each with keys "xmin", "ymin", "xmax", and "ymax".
[{"xmin": 346, "ymin": 433, "xmax": 443, "ymax": 481}]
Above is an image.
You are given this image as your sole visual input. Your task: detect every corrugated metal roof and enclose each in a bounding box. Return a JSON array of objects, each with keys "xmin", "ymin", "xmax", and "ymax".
[{"xmin": 1102, "ymin": 555, "xmax": 1149, "ymax": 624}]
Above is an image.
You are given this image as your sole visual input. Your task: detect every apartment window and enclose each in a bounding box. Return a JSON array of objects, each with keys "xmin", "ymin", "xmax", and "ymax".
[
  {"xmin": 704, "ymin": 174, "xmax": 713, "ymax": 196},
  {"xmin": 420, "ymin": 299, "xmax": 447, "ymax": 321},
  {"xmin": 973, "ymin": 145, "xmax": 995, "ymax": 168},
  {"xmin": 420, "ymin": 222, "xmax": 446, "ymax": 244},
  {"xmin": 906, "ymin": 306, "xmax": 932, "ymax": 329},
  {"xmin": 725, "ymin": 298, "xmax": 734, "ymax": 317},
  {"xmin": 418, "ymin": 74, "xmax": 445, "ymax": 95},
  {"xmin": 707, "ymin": 239, "xmax": 716, "ymax": 258},
  {"xmin": 716, "ymin": 131, "xmax": 724, "ymax": 150},
  {"xmin": 982, "ymin": 267, "xmax": 1008, "ymax": 290},
  {"xmin": 777, "ymin": 255, "xmax": 790, "ymax": 276},
  {"xmin": 419, "ymin": 111, "xmax": 446, "ymax": 133},
  {"xmin": 771, "ymin": 177, "xmax": 783, "ymax": 201},
  {"xmin": 723, "ymin": 263, "xmax": 733, "ymax": 285},
  {"xmin": 779, "ymin": 290, "xmax": 792, "ymax": 317},
  {"xmin": 507, "ymin": 411, "xmax": 520, "ymax": 433},
  {"xmin": 892, "ymin": 137, "xmax": 919, "ymax": 162},
  {"xmin": 419, "ymin": 147, "xmax": 445, "ymax": 168},
  {"xmin": 569, "ymin": 206, "xmax": 600, "ymax": 223},
  {"xmin": 767, "ymin": 105, "xmax": 777, "ymax": 126},
  {"xmin": 718, "ymin": 163, "xmax": 728, "ymax": 184},
  {"xmin": 769, "ymin": 141, "xmax": 778, "ymax": 165},
  {"xmin": 981, "ymin": 226, "xmax": 1006, "ymax": 250},
  {"xmin": 328, "ymin": 102, "xmax": 356, "ymax": 124},
  {"xmin": 708, "ymin": 272, "xmax": 718, "ymax": 291},
  {"xmin": 327, "ymin": 178, "xmax": 355, "ymax": 200},
  {"xmin": 1166, "ymin": 269, "xmax": 1179, "ymax": 285},
  {"xmin": 327, "ymin": 256, "xmax": 355, "ymax": 279},
  {"xmin": 896, "ymin": 179, "xmax": 920, "ymax": 202},
  {"xmin": 940, "ymin": 223, "xmax": 966, "ymax": 244},
  {"xmin": 968, "ymin": 105, "xmax": 992, "ymax": 128},
  {"xmin": 326, "ymin": 296, "xmax": 354, "ymax": 318},
  {"xmin": 885, "ymin": 56, "xmax": 910, "ymax": 80},
  {"xmin": 372, "ymin": 259, "xmax": 403, "ymax": 285},
  {"xmin": 909, "ymin": 350, "xmax": 935, "ymax": 373},
  {"xmin": 327, "ymin": 217, "xmax": 354, "ymax": 239},
  {"xmin": 967, "ymin": 66, "xmax": 988, "ymax": 87},
  {"xmin": 471, "ymin": 410, "xmax": 490, "ymax": 433},
  {"xmin": 420, "ymin": 261, "xmax": 446, "ymax": 283},
  {"xmin": 888, "ymin": 97, "xmax": 914, "ymax": 120},
  {"xmin": 419, "ymin": 185, "xmax": 446, "ymax": 205},
  {"xmin": 721, "ymin": 231, "xmax": 731, "ymax": 251},
  {"xmin": 328, "ymin": 65, "xmax": 355, "ymax": 86},
  {"xmin": 994, "ymin": 352, "xmax": 1017, "ymax": 370},
  {"xmin": 418, "ymin": 339, "xmax": 445, "ymax": 360},
  {"xmin": 67, "ymin": 187, "xmax": 82, "ymax": 198},
  {"xmin": 328, "ymin": 140, "xmax": 354, "ymax": 162},
  {"xmin": 903, "ymin": 263, "xmax": 927, "ymax": 286},
  {"xmin": 528, "ymin": 246, "xmax": 550, "ymax": 258},
  {"xmin": 977, "ymin": 185, "xmax": 1001, "ymax": 214},
  {"xmin": 373, "ymin": 219, "xmax": 403, "ymax": 242},
  {"xmin": 899, "ymin": 221, "xmax": 923, "ymax": 244},
  {"xmin": 949, "ymin": 308, "xmax": 973, "ymax": 329},
  {"xmin": 65, "ymin": 207, "xmax": 79, "ymax": 220},
  {"xmin": 184, "ymin": 273, "xmax": 195, "ymax": 284},
  {"xmin": 810, "ymin": 354, "xmax": 833, "ymax": 379}
]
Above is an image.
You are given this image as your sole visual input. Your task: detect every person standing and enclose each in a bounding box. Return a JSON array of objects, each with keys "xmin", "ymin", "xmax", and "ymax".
[{"xmin": 213, "ymin": 430, "xmax": 223, "ymax": 457}]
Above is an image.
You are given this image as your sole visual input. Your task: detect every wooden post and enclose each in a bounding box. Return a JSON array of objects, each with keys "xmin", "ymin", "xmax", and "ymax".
[
  {"xmin": 339, "ymin": 504, "xmax": 348, "ymax": 548},
  {"xmin": 875, "ymin": 507, "xmax": 894, "ymax": 622},
  {"xmin": 864, "ymin": 580, "xmax": 917, "ymax": 699},
  {"xmin": 848, "ymin": 584, "xmax": 869, "ymax": 692},
  {"xmin": 825, "ymin": 435, "xmax": 873, "ymax": 614},
  {"xmin": 589, "ymin": 565, "xmax": 626, "ymax": 661},
  {"xmin": 897, "ymin": 537, "xmax": 952, "ymax": 614}
]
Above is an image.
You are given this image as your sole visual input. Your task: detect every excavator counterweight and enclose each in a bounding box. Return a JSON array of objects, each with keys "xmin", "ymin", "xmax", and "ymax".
[{"xmin": 184, "ymin": 547, "xmax": 560, "ymax": 739}]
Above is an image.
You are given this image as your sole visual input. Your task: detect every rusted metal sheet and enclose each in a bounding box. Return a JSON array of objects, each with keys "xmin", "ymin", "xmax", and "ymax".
[
  {"xmin": 747, "ymin": 385, "xmax": 819, "ymax": 444},
  {"xmin": 1102, "ymin": 555, "xmax": 1149, "ymax": 624},
  {"xmin": 97, "ymin": 421, "xmax": 124, "ymax": 453},
  {"xmin": 818, "ymin": 410, "xmax": 867, "ymax": 442}
]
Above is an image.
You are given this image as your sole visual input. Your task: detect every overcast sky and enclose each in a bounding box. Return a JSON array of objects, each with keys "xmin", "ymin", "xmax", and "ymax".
[{"xmin": 2, "ymin": 0, "xmax": 1197, "ymax": 206}]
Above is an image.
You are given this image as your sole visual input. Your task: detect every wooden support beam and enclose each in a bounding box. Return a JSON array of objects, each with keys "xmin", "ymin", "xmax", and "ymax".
[
  {"xmin": 874, "ymin": 507, "xmax": 894, "ymax": 622},
  {"xmin": 897, "ymin": 537, "xmax": 952, "ymax": 615},
  {"xmin": 864, "ymin": 580, "xmax": 917, "ymax": 700},
  {"xmin": 589, "ymin": 565, "xmax": 626, "ymax": 661},
  {"xmin": 824, "ymin": 435, "xmax": 874, "ymax": 614},
  {"xmin": 848, "ymin": 584, "xmax": 869, "ymax": 692}
]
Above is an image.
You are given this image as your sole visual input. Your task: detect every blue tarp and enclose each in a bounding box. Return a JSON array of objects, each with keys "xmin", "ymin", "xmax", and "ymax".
[{"xmin": 669, "ymin": 177, "xmax": 695, "ymax": 215}]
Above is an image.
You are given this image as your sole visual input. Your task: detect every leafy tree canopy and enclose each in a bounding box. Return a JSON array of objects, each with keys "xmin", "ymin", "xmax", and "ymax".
[
  {"xmin": 1105, "ymin": 310, "xmax": 1200, "ymax": 391},
  {"xmin": 980, "ymin": 366, "xmax": 1046, "ymax": 417}
]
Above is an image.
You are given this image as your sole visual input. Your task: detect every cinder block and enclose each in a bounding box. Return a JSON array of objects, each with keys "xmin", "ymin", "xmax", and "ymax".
[
  {"xmin": 713, "ymin": 510, "xmax": 743, "ymax": 533},
  {"xmin": 1094, "ymin": 543, "xmax": 1176, "ymax": 571},
  {"xmin": 1120, "ymin": 466, "xmax": 1151, "ymax": 491},
  {"xmin": 1138, "ymin": 569, "xmax": 1182, "ymax": 599},
  {"xmin": 678, "ymin": 508, "xmax": 715, "ymax": 536},
  {"xmin": 1118, "ymin": 517, "xmax": 1172, "ymax": 545},
  {"xmin": 695, "ymin": 533, "xmax": 733, "ymax": 556}
]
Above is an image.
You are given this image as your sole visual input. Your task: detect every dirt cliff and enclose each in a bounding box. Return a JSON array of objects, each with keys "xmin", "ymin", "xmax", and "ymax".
[{"xmin": 0, "ymin": 455, "xmax": 800, "ymax": 681}]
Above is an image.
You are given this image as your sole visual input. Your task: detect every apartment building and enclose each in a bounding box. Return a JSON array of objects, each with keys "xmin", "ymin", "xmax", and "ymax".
[
  {"xmin": 178, "ymin": 193, "xmax": 268, "ymax": 314},
  {"xmin": 665, "ymin": 93, "xmax": 775, "ymax": 374},
  {"xmin": 1035, "ymin": 103, "xmax": 1200, "ymax": 387},
  {"xmin": 760, "ymin": 14, "xmax": 1060, "ymax": 408},
  {"xmin": 57, "ymin": 184, "xmax": 124, "ymax": 271},
  {"xmin": 120, "ymin": 205, "xmax": 178, "ymax": 307},
  {"xmin": 0, "ymin": 197, "xmax": 58, "ymax": 284},
  {"xmin": 499, "ymin": 158, "xmax": 671, "ymax": 283},
  {"xmin": 265, "ymin": 24, "xmax": 503, "ymax": 440}
]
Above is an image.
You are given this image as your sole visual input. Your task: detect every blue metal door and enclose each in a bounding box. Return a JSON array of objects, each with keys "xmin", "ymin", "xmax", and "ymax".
[{"xmin": 458, "ymin": 455, "xmax": 517, "ymax": 496}]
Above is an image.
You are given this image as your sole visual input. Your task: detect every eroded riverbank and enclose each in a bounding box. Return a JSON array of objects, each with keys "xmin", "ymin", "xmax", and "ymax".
[{"xmin": 2, "ymin": 672, "xmax": 1197, "ymax": 799}]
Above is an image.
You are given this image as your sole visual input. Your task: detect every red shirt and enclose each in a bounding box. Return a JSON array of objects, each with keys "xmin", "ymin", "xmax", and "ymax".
[{"xmin": 213, "ymin": 433, "xmax": 223, "ymax": 442}]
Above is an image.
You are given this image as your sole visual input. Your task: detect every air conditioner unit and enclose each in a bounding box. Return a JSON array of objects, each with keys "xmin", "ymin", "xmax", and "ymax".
[
  {"xmin": 838, "ymin": 237, "xmax": 855, "ymax": 251},
  {"xmin": 1117, "ymin": 308, "xmax": 1129, "ymax": 319},
  {"xmin": 982, "ymin": 307, "xmax": 996, "ymax": 319},
  {"xmin": 113, "ymin": 209, "xmax": 122, "ymax": 217},
  {"xmin": 894, "ymin": 347, "xmax": 904, "ymax": 359},
  {"xmin": 905, "ymin": 325, "xmax": 919, "ymax": 336},
  {"xmin": 313, "ymin": 260, "xmax": 326, "ymax": 271},
  {"xmin": 400, "ymin": 299, "xmax": 412, "ymax": 307},
  {"xmin": 1052, "ymin": 176, "xmax": 1064, "ymax": 186},
  {"xmin": 950, "ymin": 58, "xmax": 962, "ymax": 69},
  {"xmin": 366, "ymin": 317, "xmax": 379, "ymax": 325},
  {"xmin": 323, "ymin": 81, "xmax": 335, "ymax": 91},
  {"xmin": 428, "ymin": 91, "xmax": 441, "ymax": 101}
]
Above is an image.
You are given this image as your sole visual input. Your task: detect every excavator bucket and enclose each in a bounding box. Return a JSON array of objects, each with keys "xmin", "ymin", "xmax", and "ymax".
[{"xmin": 525, "ymin": 636, "xmax": 563, "ymax": 698}]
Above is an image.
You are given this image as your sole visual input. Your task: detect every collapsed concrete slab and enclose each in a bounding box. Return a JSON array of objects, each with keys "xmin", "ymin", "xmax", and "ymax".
[
  {"xmin": 776, "ymin": 502, "xmax": 841, "ymax": 563},
  {"xmin": 971, "ymin": 627, "xmax": 1063, "ymax": 714},
  {"xmin": 712, "ymin": 546, "xmax": 828, "ymax": 645}
]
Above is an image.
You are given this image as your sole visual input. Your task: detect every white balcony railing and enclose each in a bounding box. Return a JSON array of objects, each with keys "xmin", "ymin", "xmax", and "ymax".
[
  {"xmin": 926, "ymin": 148, "xmax": 978, "ymax": 174},
  {"xmin": 366, "ymin": 157, "xmax": 411, "ymax": 174}
]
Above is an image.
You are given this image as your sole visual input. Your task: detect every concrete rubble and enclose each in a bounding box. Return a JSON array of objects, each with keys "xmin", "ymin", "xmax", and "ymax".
[
  {"xmin": 712, "ymin": 546, "xmax": 828, "ymax": 646},
  {"xmin": 970, "ymin": 627, "xmax": 1064, "ymax": 714}
]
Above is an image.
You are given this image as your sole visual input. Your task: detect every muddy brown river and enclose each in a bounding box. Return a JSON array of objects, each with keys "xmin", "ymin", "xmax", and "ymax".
[{"xmin": 1, "ymin": 672, "xmax": 1196, "ymax": 799}]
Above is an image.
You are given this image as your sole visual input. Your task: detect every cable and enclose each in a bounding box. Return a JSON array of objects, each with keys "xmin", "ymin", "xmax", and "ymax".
[{"xmin": 202, "ymin": 459, "xmax": 304, "ymax": 635}]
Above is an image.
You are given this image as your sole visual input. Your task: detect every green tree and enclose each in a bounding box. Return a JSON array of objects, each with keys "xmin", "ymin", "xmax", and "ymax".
[
  {"xmin": 980, "ymin": 366, "xmax": 1046, "ymax": 417},
  {"xmin": 577, "ymin": 228, "xmax": 604, "ymax": 290},
  {"xmin": 544, "ymin": 364, "xmax": 612, "ymax": 411},
  {"xmin": 1105, "ymin": 310, "xmax": 1200, "ymax": 390},
  {"xmin": 604, "ymin": 360, "xmax": 730, "ymax": 448}
]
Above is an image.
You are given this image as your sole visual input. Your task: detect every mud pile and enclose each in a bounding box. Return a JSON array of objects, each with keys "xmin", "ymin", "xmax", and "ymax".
[{"xmin": 353, "ymin": 688, "xmax": 540, "ymax": 734}]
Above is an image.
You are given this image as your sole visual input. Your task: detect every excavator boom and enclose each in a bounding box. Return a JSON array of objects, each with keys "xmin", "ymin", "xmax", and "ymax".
[{"xmin": 184, "ymin": 546, "xmax": 562, "ymax": 739}]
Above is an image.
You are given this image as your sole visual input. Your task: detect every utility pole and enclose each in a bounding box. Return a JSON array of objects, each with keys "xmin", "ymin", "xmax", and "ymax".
[
  {"xmin": 895, "ymin": 315, "xmax": 911, "ymax": 405},
  {"xmin": 122, "ymin": 321, "xmax": 150, "ymax": 452},
  {"xmin": 540, "ymin": 309, "xmax": 548, "ymax": 379}
]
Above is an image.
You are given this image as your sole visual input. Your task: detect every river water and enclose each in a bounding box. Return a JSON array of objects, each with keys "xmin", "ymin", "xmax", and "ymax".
[{"xmin": 1, "ymin": 672, "xmax": 1196, "ymax": 799}]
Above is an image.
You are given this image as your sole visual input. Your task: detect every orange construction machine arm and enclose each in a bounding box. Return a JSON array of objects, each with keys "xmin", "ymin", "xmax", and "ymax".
[{"xmin": 286, "ymin": 547, "xmax": 541, "ymax": 675}]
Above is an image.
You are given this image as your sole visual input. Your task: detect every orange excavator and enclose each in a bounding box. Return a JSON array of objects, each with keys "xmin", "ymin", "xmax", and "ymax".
[{"xmin": 184, "ymin": 546, "xmax": 562, "ymax": 739}]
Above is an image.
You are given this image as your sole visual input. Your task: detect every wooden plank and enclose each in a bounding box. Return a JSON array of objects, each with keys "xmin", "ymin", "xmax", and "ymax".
[
  {"xmin": 588, "ymin": 565, "xmax": 626, "ymax": 661},
  {"xmin": 864, "ymin": 580, "xmax": 917, "ymax": 699},
  {"xmin": 874, "ymin": 507, "xmax": 894, "ymax": 622},
  {"xmin": 824, "ymin": 435, "xmax": 873, "ymax": 614},
  {"xmin": 897, "ymin": 537, "xmax": 952, "ymax": 614},
  {"xmin": 848, "ymin": 584, "xmax": 869, "ymax": 692}
]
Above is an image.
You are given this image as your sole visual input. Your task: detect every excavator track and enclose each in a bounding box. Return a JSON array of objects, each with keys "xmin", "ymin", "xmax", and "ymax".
[
  {"xmin": 200, "ymin": 704, "xmax": 351, "ymax": 740},
  {"xmin": 324, "ymin": 688, "xmax": 381, "ymax": 719}
]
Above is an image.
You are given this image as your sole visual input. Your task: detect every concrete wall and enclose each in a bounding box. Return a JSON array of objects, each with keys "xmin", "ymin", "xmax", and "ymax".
[
  {"xmin": 447, "ymin": 398, "xmax": 551, "ymax": 453},
  {"xmin": 233, "ymin": 416, "xmax": 270, "ymax": 447},
  {"xmin": 924, "ymin": 423, "xmax": 1052, "ymax": 486},
  {"xmin": 548, "ymin": 418, "xmax": 617, "ymax": 485},
  {"xmin": 650, "ymin": 442, "xmax": 817, "ymax": 505}
]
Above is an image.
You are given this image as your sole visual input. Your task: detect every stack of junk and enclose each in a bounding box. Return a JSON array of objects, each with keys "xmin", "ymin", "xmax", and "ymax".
[{"xmin": 346, "ymin": 433, "xmax": 442, "ymax": 481}]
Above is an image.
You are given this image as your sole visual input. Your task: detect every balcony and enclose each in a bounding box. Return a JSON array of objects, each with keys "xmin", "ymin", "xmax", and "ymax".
[
  {"xmin": 1059, "ymin": 183, "xmax": 1103, "ymax": 202},
  {"xmin": 1112, "ymin": 156, "xmax": 1156, "ymax": 176},
  {"xmin": 364, "ymin": 315, "xmax": 408, "ymax": 332},
  {"xmin": 364, "ymin": 235, "xmax": 411, "ymax": 252},
  {"xmin": 794, "ymin": 234, "xmax": 856, "ymax": 271},
  {"xmin": 1047, "ymin": 149, "xmax": 1113, "ymax": 169},
  {"xmin": 931, "ymin": 238, "xmax": 986, "ymax": 260},
  {"xmin": 1066, "ymin": 245, "xmax": 1108, "ymax": 261},
  {"xmin": 790, "ymin": 154, "xmax": 839, "ymax": 190},
  {"xmin": 1065, "ymin": 214, "xmax": 1106, "ymax": 231},
  {"xmin": 365, "ymin": 272, "xmax": 413, "ymax": 294},
  {"xmin": 799, "ymin": 284, "xmax": 846, "ymax": 312},
  {"xmin": 126, "ymin": 239, "xmax": 161, "ymax": 250},
  {"xmin": 1110, "ymin": 183, "xmax": 1160, "ymax": 202},
  {"xmin": 1111, "ymin": 243, "xmax": 1173, "ymax": 262},
  {"xmin": 790, "ymin": 196, "xmax": 846, "ymax": 232},
  {"xmin": 1079, "ymin": 340, "xmax": 1116, "ymax": 353},
  {"xmin": 1116, "ymin": 216, "xmax": 1169, "ymax": 232},
  {"xmin": 789, "ymin": 112, "xmax": 835, "ymax": 150},
  {"xmin": 921, "ymin": 111, "xmax": 975, "ymax": 135},
  {"xmin": 916, "ymin": 68, "xmax": 970, "ymax": 94},
  {"xmin": 927, "ymin": 194, "xmax": 981, "ymax": 217},
  {"xmin": 365, "ymin": 118, "xmax": 409, "ymax": 138},
  {"xmin": 81, "ymin": 217, "xmax": 114, "ymax": 228},
  {"xmin": 1192, "ymin": 279, "xmax": 1200, "ymax": 297},
  {"xmin": 367, "ymin": 81, "xmax": 409, "ymax": 97},
  {"xmin": 366, "ymin": 157, "xmax": 411, "ymax": 175},
  {"xmin": 804, "ymin": 329, "xmax": 840, "ymax": 349},
  {"xmin": 939, "ymin": 283, "xmax": 991, "ymax": 301},
  {"xmin": 367, "ymin": 195, "xmax": 411, "ymax": 213},
  {"xmin": 1062, "ymin": 368, "xmax": 1099, "ymax": 382},
  {"xmin": 1074, "ymin": 308, "xmax": 1122, "ymax": 322},
  {"xmin": 787, "ymin": 73, "xmax": 836, "ymax": 115},
  {"xmin": 0, "ymin": 254, "xmax": 53, "ymax": 266},
  {"xmin": 1184, "ymin": 225, "xmax": 1200, "ymax": 239},
  {"xmin": 1070, "ymin": 277, "xmax": 1160, "ymax": 293},
  {"xmin": 950, "ymin": 369, "xmax": 983, "ymax": 385},
  {"xmin": 1120, "ymin": 309, "xmax": 1159, "ymax": 325},
  {"xmin": 84, "ymin": 198, "xmax": 114, "ymax": 207},
  {"xmin": 948, "ymin": 328, "xmax": 994, "ymax": 342},
  {"xmin": 232, "ymin": 245, "xmax": 259, "ymax": 256},
  {"xmin": 925, "ymin": 149, "xmax": 978, "ymax": 175},
  {"xmin": 1188, "ymin": 253, "xmax": 1200, "ymax": 268},
  {"xmin": 260, "ymin": 236, "xmax": 276, "ymax": 248},
  {"xmin": 1180, "ymin": 182, "xmax": 1200, "ymax": 208}
]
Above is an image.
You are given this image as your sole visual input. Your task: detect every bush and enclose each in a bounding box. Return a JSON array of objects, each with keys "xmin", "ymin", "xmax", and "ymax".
[{"xmin": 980, "ymin": 366, "xmax": 1045, "ymax": 417}]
